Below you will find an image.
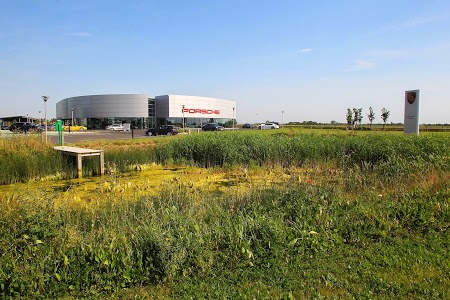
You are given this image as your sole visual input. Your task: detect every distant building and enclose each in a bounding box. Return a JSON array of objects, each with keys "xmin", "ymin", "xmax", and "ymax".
[
  {"xmin": 0, "ymin": 116, "xmax": 39, "ymax": 126},
  {"xmin": 56, "ymin": 94, "xmax": 236, "ymax": 129}
]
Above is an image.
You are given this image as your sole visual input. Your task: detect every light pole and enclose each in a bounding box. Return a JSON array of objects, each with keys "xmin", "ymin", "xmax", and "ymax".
[
  {"xmin": 39, "ymin": 111, "xmax": 41, "ymax": 125},
  {"xmin": 282, "ymin": 111, "xmax": 284, "ymax": 128},
  {"xmin": 71, "ymin": 108, "xmax": 74, "ymax": 127},
  {"xmin": 232, "ymin": 107, "xmax": 235, "ymax": 131},
  {"xmin": 42, "ymin": 96, "xmax": 48, "ymax": 143},
  {"xmin": 26, "ymin": 114, "xmax": 29, "ymax": 122},
  {"xmin": 182, "ymin": 104, "xmax": 185, "ymax": 129}
]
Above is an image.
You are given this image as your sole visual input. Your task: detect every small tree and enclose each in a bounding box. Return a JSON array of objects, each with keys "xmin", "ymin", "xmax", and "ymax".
[
  {"xmin": 352, "ymin": 108, "xmax": 358, "ymax": 129},
  {"xmin": 381, "ymin": 108, "xmax": 390, "ymax": 130},
  {"xmin": 346, "ymin": 108, "xmax": 353, "ymax": 129},
  {"xmin": 367, "ymin": 107, "xmax": 375, "ymax": 129},
  {"xmin": 357, "ymin": 108, "xmax": 363, "ymax": 128},
  {"xmin": 351, "ymin": 108, "xmax": 363, "ymax": 129}
]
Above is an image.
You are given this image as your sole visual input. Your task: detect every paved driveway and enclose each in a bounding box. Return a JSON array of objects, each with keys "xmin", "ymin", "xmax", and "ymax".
[{"xmin": 47, "ymin": 130, "xmax": 149, "ymax": 144}]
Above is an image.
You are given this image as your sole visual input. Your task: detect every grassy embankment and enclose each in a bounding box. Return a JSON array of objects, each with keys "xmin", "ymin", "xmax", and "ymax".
[{"xmin": 0, "ymin": 131, "xmax": 449, "ymax": 299}]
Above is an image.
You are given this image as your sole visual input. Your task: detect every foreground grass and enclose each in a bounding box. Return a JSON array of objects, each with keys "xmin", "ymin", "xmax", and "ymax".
[
  {"xmin": 0, "ymin": 164, "xmax": 449, "ymax": 299},
  {"xmin": 0, "ymin": 132, "xmax": 449, "ymax": 299}
]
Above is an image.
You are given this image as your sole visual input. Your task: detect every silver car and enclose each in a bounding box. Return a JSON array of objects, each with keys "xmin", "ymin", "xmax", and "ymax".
[
  {"xmin": 257, "ymin": 123, "xmax": 280, "ymax": 129},
  {"xmin": 105, "ymin": 124, "xmax": 125, "ymax": 131}
]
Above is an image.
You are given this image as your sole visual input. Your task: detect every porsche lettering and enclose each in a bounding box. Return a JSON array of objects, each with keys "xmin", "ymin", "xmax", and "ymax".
[{"xmin": 182, "ymin": 108, "xmax": 220, "ymax": 114}]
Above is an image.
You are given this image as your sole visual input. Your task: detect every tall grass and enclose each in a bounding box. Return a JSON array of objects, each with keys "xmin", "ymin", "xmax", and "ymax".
[
  {"xmin": 0, "ymin": 136, "xmax": 71, "ymax": 184},
  {"xmin": 0, "ymin": 178, "xmax": 448, "ymax": 298},
  {"xmin": 1, "ymin": 133, "xmax": 448, "ymax": 185},
  {"xmin": 155, "ymin": 132, "xmax": 449, "ymax": 170}
]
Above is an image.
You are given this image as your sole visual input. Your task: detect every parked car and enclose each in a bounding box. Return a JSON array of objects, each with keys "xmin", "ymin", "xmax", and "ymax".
[
  {"xmin": 105, "ymin": 124, "xmax": 125, "ymax": 131},
  {"xmin": 87, "ymin": 124, "xmax": 102, "ymax": 130},
  {"xmin": 242, "ymin": 123, "xmax": 252, "ymax": 129},
  {"xmin": 1, "ymin": 125, "xmax": 9, "ymax": 130},
  {"xmin": 37, "ymin": 124, "xmax": 56, "ymax": 131},
  {"xmin": 146, "ymin": 125, "xmax": 179, "ymax": 136},
  {"xmin": 257, "ymin": 123, "xmax": 280, "ymax": 130},
  {"xmin": 47, "ymin": 124, "xmax": 56, "ymax": 131},
  {"xmin": 202, "ymin": 123, "xmax": 225, "ymax": 131},
  {"xmin": 63, "ymin": 125, "xmax": 87, "ymax": 131},
  {"xmin": 9, "ymin": 122, "xmax": 40, "ymax": 133}
]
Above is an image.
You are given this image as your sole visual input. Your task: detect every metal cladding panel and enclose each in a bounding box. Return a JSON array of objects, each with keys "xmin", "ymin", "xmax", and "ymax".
[
  {"xmin": 165, "ymin": 95, "xmax": 236, "ymax": 118},
  {"xmin": 77, "ymin": 97, "xmax": 92, "ymax": 118},
  {"xmin": 56, "ymin": 98, "xmax": 69, "ymax": 119},
  {"xmin": 155, "ymin": 95, "xmax": 170, "ymax": 118},
  {"xmin": 56, "ymin": 94, "xmax": 149, "ymax": 119}
]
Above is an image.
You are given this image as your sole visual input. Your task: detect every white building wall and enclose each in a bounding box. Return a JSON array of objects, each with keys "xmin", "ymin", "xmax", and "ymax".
[{"xmin": 159, "ymin": 95, "xmax": 235, "ymax": 119}]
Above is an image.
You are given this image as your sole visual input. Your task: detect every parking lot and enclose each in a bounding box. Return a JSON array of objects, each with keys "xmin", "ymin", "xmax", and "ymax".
[
  {"xmin": 49, "ymin": 129, "xmax": 151, "ymax": 144},
  {"xmin": 0, "ymin": 127, "xmax": 247, "ymax": 144},
  {"xmin": 0, "ymin": 129, "xmax": 150, "ymax": 144}
]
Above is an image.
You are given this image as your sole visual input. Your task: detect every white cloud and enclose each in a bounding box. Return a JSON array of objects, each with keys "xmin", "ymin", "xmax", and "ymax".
[
  {"xmin": 386, "ymin": 13, "xmax": 450, "ymax": 31},
  {"xmin": 346, "ymin": 59, "xmax": 375, "ymax": 72},
  {"xmin": 364, "ymin": 49, "xmax": 407, "ymax": 59},
  {"xmin": 66, "ymin": 32, "xmax": 92, "ymax": 37},
  {"xmin": 355, "ymin": 59, "xmax": 375, "ymax": 69},
  {"xmin": 297, "ymin": 48, "xmax": 312, "ymax": 53},
  {"xmin": 346, "ymin": 48, "xmax": 408, "ymax": 72}
]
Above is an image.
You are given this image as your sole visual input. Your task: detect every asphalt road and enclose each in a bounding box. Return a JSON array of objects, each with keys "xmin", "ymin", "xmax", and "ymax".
[
  {"xmin": 47, "ymin": 129, "xmax": 149, "ymax": 144},
  {"xmin": 1, "ymin": 127, "xmax": 244, "ymax": 144},
  {"xmin": 0, "ymin": 129, "xmax": 150, "ymax": 144}
]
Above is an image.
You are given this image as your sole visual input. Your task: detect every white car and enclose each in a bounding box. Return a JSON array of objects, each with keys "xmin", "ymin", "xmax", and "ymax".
[
  {"xmin": 257, "ymin": 123, "xmax": 280, "ymax": 129},
  {"xmin": 105, "ymin": 124, "xmax": 125, "ymax": 131}
]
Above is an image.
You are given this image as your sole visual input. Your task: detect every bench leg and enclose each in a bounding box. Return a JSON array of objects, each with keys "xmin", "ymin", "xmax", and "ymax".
[
  {"xmin": 77, "ymin": 154, "xmax": 82, "ymax": 178},
  {"xmin": 100, "ymin": 152, "xmax": 105, "ymax": 175}
]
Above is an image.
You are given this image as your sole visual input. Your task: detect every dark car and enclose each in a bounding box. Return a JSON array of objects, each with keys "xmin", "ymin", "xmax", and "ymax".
[
  {"xmin": 37, "ymin": 124, "xmax": 56, "ymax": 131},
  {"xmin": 9, "ymin": 122, "xmax": 40, "ymax": 133},
  {"xmin": 1, "ymin": 125, "xmax": 9, "ymax": 130},
  {"xmin": 202, "ymin": 123, "xmax": 225, "ymax": 131},
  {"xmin": 146, "ymin": 125, "xmax": 179, "ymax": 136},
  {"xmin": 47, "ymin": 124, "xmax": 56, "ymax": 131},
  {"xmin": 87, "ymin": 124, "xmax": 102, "ymax": 130},
  {"xmin": 242, "ymin": 123, "xmax": 252, "ymax": 129}
]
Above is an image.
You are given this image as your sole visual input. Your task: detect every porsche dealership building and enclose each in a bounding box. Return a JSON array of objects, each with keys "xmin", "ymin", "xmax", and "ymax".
[{"xmin": 56, "ymin": 94, "xmax": 236, "ymax": 129}]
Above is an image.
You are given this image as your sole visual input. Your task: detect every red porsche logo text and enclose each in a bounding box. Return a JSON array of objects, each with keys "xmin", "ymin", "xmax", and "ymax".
[{"xmin": 182, "ymin": 108, "xmax": 220, "ymax": 114}]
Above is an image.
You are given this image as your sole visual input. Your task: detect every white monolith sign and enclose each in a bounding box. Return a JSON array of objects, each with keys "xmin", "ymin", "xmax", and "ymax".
[{"xmin": 404, "ymin": 90, "xmax": 420, "ymax": 134}]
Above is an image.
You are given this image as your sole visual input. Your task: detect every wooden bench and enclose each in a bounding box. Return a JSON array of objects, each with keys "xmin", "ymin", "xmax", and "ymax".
[{"xmin": 54, "ymin": 146, "xmax": 104, "ymax": 178}]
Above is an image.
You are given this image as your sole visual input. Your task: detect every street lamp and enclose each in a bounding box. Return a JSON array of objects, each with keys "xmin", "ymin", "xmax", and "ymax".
[
  {"xmin": 39, "ymin": 111, "xmax": 41, "ymax": 125},
  {"xmin": 282, "ymin": 111, "xmax": 284, "ymax": 128},
  {"xmin": 42, "ymin": 96, "xmax": 49, "ymax": 143},
  {"xmin": 71, "ymin": 108, "xmax": 74, "ymax": 126},
  {"xmin": 232, "ymin": 107, "xmax": 235, "ymax": 131},
  {"xmin": 182, "ymin": 104, "xmax": 185, "ymax": 129}
]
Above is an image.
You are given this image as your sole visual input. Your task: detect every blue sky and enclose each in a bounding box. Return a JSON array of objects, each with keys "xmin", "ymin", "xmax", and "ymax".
[{"xmin": 1, "ymin": 0, "xmax": 450, "ymax": 123}]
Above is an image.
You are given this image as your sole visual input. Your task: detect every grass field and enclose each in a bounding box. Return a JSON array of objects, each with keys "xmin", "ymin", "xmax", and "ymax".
[
  {"xmin": 282, "ymin": 123, "xmax": 450, "ymax": 132},
  {"xmin": 0, "ymin": 130, "xmax": 449, "ymax": 299}
]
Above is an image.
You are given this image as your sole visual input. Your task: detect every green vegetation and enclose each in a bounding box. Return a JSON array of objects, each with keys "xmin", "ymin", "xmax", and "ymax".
[
  {"xmin": 381, "ymin": 108, "xmax": 391, "ymax": 129},
  {"xmin": 0, "ymin": 136, "xmax": 69, "ymax": 184},
  {"xmin": 154, "ymin": 132, "xmax": 448, "ymax": 169},
  {"xmin": 283, "ymin": 123, "xmax": 450, "ymax": 132},
  {"xmin": 1, "ymin": 132, "xmax": 448, "ymax": 185},
  {"xmin": 0, "ymin": 132, "xmax": 449, "ymax": 299}
]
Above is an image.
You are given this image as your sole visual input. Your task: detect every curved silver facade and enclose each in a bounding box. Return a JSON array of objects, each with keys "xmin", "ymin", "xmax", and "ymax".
[{"xmin": 56, "ymin": 94, "xmax": 149, "ymax": 119}]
